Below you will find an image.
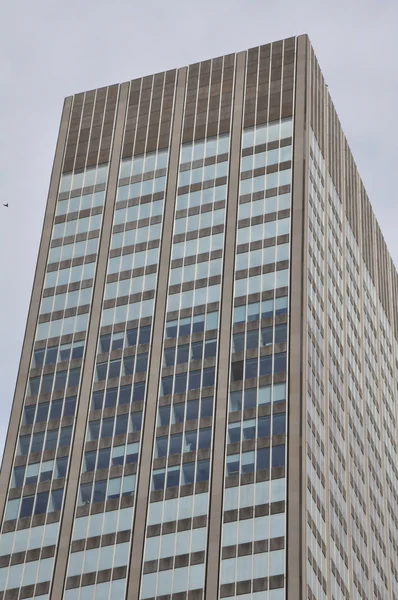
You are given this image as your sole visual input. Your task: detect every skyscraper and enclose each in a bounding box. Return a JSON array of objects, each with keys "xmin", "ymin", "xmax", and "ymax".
[{"xmin": 0, "ymin": 32, "xmax": 397, "ymax": 600}]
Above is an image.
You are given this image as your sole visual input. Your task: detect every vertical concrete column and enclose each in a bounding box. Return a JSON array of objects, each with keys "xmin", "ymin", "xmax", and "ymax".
[
  {"xmin": 0, "ymin": 97, "xmax": 73, "ymax": 523},
  {"xmin": 287, "ymin": 34, "xmax": 310, "ymax": 600},
  {"xmin": 51, "ymin": 82, "xmax": 130, "ymax": 599},
  {"xmin": 126, "ymin": 66, "xmax": 187, "ymax": 600},
  {"xmin": 205, "ymin": 50, "xmax": 246, "ymax": 599}
]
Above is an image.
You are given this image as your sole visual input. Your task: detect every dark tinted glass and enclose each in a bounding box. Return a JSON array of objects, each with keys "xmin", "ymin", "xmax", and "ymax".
[
  {"xmin": 174, "ymin": 373, "xmax": 187, "ymax": 394},
  {"xmin": 231, "ymin": 361, "xmax": 243, "ymax": 382},
  {"xmin": 56, "ymin": 457, "xmax": 68, "ymax": 478},
  {"xmin": 119, "ymin": 385, "xmax": 132, "ymax": 405},
  {"xmin": 158, "ymin": 405, "xmax": 170, "ymax": 426},
  {"xmin": 51, "ymin": 488, "xmax": 64, "ymax": 511},
  {"xmin": 132, "ymin": 382, "xmax": 145, "ymax": 402},
  {"xmin": 68, "ymin": 368, "xmax": 81, "ymax": 388},
  {"xmin": 97, "ymin": 448, "xmax": 111, "ymax": 469},
  {"xmin": 272, "ymin": 444, "xmax": 285, "ymax": 467},
  {"xmin": 190, "ymin": 342, "xmax": 203, "ymax": 361},
  {"xmin": 64, "ymin": 396, "xmax": 77, "ymax": 417},
  {"xmin": 200, "ymin": 397, "xmax": 213, "ymax": 418},
  {"xmin": 126, "ymin": 328, "xmax": 138, "ymax": 347},
  {"xmin": 23, "ymin": 405, "xmax": 36, "ymax": 425},
  {"xmin": 41, "ymin": 373, "xmax": 54, "ymax": 393},
  {"xmin": 258, "ymin": 416, "xmax": 271, "ymax": 437},
  {"xmin": 92, "ymin": 390, "xmax": 104, "ymax": 410},
  {"xmin": 259, "ymin": 355, "xmax": 272, "ymax": 376},
  {"xmin": 138, "ymin": 326, "xmax": 151, "ymax": 345},
  {"xmin": 123, "ymin": 356, "xmax": 135, "ymax": 375},
  {"xmin": 71, "ymin": 341, "xmax": 84, "ymax": 360},
  {"xmin": 49, "ymin": 399, "xmax": 63, "ymax": 420},
  {"xmin": 202, "ymin": 368, "xmax": 215, "ymax": 388},
  {"xmin": 31, "ymin": 432, "xmax": 45, "ymax": 454},
  {"xmin": 34, "ymin": 492, "xmax": 49, "ymax": 515},
  {"xmin": 135, "ymin": 353, "xmax": 148, "ymax": 373},
  {"xmin": 36, "ymin": 402, "xmax": 50, "ymax": 422},
  {"xmin": 186, "ymin": 399, "xmax": 199, "ymax": 421},
  {"xmin": 101, "ymin": 418, "xmax": 114, "ymax": 439},
  {"xmin": 20, "ymin": 496, "xmax": 35, "ymax": 518},
  {"xmin": 13, "ymin": 467, "xmax": 25, "ymax": 488},
  {"xmin": 169, "ymin": 433, "xmax": 183, "ymax": 455},
  {"xmin": 112, "ymin": 332, "xmax": 124, "ymax": 351},
  {"xmin": 108, "ymin": 360, "xmax": 121, "ymax": 379},
  {"xmin": 115, "ymin": 414, "xmax": 128, "ymax": 436},
  {"xmin": 84, "ymin": 451, "xmax": 96, "ymax": 472},
  {"xmin": 93, "ymin": 480, "xmax": 107, "ymax": 503},
  {"xmin": 45, "ymin": 429, "xmax": 59, "ymax": 451},
  {"xmin": 198, "ymin": 428, "xmax": 212, "ymax": 449},
  {"xmin": 204, "ymin": 339, "xmax": 217, "ymax": 358},
  {"xmin": 246, "ymin": 330, "xmax": 259, "ymax": 349},
  {"xmin": 173, "ymin": 403, "xmax": 185, "ymax": 423},
  {"xmin": 273, "ymin": 413, "xmax": 286, "ymax": 435},
  {"xmin": 164, "ymin": 347, "xmax": 176, "ymax": 367},
  {"xmin": 257, "ymin": 447, "xmax": 270, "ymax": 470},
  {"xmin": 244, "ymin": 388, "xmax": 257, "ymax": 409},
  {"xmin": 54, "ymin": 370, "xmax": 67, "ymax": 391},
  {"xmin": 131, "ymin": 412, "xmax": 142, "ymax": 431},
  {"xmin": 100, "ymin": 334, "xmax": 111, "ymax": 353},
  {"xmin": 188, "ymin": 370, "xmax": 201, "ymax": 390},
  {"xmin": 59, "ymin": 426, "xmax": 72, "ymax": 447},
  {"xmin": 156, "ymin": 437, "xmax": 168, "ymax": 458},
  {"xmin": 33, "ymin": 348, "xmax": 45, "ymax": 368},
  {"xmin": 45, "ymin": 347, "xmax": 58, "ymax": 365}
]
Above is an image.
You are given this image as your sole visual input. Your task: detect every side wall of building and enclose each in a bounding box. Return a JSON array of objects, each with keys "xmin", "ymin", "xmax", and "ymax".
[{"xmin": 304, "ymin": 39, "xmax": 398, "ymax": 600}]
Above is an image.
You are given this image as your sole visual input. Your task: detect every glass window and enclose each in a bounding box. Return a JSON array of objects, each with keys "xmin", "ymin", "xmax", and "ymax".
[
  {"xmin": 200, "ymin": 397, "xmax": 213, "ymax": 418},
  {"xmin": 23, "ymin": 404, "xmax": 36, "ymax": 425},
  {"xmin": 45, "ymin": 428, "xmax": 59, "ymax": 451},
  {"xmin": 158, "ymin": 405, "xmax": 171, "ymax": 426},
  {"xmin": 79, "ymin": 483, "xmax": 92, "ymax": 505},
  {"xmin": 56, "ymin": 457, "xmax": 68, "ymax": 478},
  {"xmin": 49, "ymin": 399, "xmax": 63, "ymax": 420},
  {"xmin": 169, "ymin": 433, "xmax": 183, "ymax": 455},
  {"xmin": 173, "ymin": 403, "xmax": 185, "ymax": 423},
  {"xmin": 31, "ymin": 432, "xmax": 45, "ymax": 454},
  {"xmin": 34, "ymin": 492, "xmax": 49, "ymax": 515},
  {"xmin": 12, "ymin": 466, "xmax": 25, "ymax": 488},
  {"xmin": 36, "ymin": 402, "xmax": 50, "ymax": 422},
  {"xmin": 4, "ymin": 498, "xmax": 20, "ymax": 521},
  {"xmin": 64, "ymin": 396, "xmax": 77, "ymax": 416},
  {"xmin": 273, "ymin": 413, "xmax": 286, "ymax": 435},
  {"xmin": 20, "ymin": 495, "xmax": 35, "ymax": 518},
  {"xmin": 272, "ymin": 444, "xmax": 285, "ymax": 467},
  {"xmin": 101, "ymin": 417, "xmax": 115, "ymax": 439},
  {"xmin": 185, "ymin": 399, "xmax": 199, "ymax": 421},
  {"xmin": 92, "ymin": 480, "xmax": 107, "ymax": 503},
  {"xmin": 88, "ymin": 420, "xmax": 101, "ymax": 441},
  {"xmin": 115, "ymin": 414, "xmax": 129, "ymax": 436},
  {"xmin": 258, "ymin": 415, "xmax": 271, "ymax": 437},
  {"xmin": 41, "ymin": 460, "xmax": 55, "ymax": 481},
  {"xmin": 59, "ymin": 426, "xmax": 72, "ymax": 447},
  {"xmin": 50, "ymin": 488, "xmax": 64, "ymax": 511}
]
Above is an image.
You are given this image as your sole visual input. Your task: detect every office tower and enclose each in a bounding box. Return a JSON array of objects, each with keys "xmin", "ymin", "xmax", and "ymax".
[{"xmin": 0, "ymin": 32, "xmax": 397, "ymax": 600}]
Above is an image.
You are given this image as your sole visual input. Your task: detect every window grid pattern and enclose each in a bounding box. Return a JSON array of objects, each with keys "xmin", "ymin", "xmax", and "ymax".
[
  {"xmin": 0, "ymin": 161, "xmax": 110, "ymax": 598},
  {"xmin": 305, "ymin": 130, "xmax": 398, "ymax": 600},
  {"xmin": 139, "ymin": 54, "xmax": 235, "ymax": 597},
  {"xmin": 62, "ymin": 73, "xmax": 177, "ymax": 597},
  {"xmin": 218, "ymin": 114, "xmax": 293, "ymax": 598}
]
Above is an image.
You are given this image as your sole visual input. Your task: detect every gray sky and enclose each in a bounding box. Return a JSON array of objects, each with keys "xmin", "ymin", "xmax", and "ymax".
[{"xmin": 1, "ymin": 0, "xmax": 397, "ymax": 458}]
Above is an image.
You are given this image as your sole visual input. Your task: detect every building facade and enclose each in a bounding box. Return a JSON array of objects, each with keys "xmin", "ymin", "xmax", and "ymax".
[{"xmin": 0, "ymin": 34, "xmax": 397, "ymax": 600}]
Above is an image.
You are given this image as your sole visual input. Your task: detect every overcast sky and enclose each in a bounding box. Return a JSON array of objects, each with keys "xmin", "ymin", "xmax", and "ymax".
[{"xmin": 0, "ymin": 0, "xmax": 397, "ymax": 459}]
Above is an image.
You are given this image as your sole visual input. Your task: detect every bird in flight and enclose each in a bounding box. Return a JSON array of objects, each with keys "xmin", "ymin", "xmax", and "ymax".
[{"xmin": 3, "ymin": 203, "xmax": 8, "ymax": 207}]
